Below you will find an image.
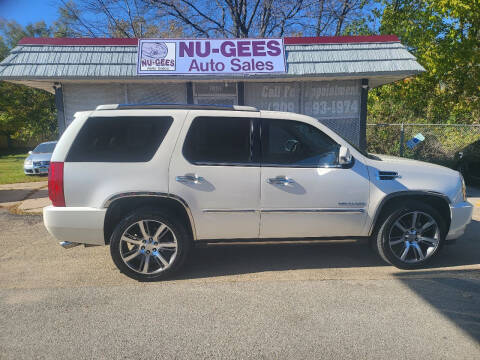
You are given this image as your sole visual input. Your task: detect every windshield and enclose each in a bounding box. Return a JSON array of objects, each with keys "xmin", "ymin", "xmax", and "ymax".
[{"xmin": 32, "ymin": 142, "xmax": 56, "ymax": 154}]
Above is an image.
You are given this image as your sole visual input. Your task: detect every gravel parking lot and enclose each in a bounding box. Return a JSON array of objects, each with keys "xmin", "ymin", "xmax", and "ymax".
[{"xmin": 1, "ymin": 196, "xmax": 479, "ymax": 359}]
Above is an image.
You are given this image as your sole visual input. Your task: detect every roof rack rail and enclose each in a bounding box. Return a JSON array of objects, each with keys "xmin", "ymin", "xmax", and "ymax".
[{"xmin": 95, "ymin": 103, "xmax": 259, "ymax": 111}]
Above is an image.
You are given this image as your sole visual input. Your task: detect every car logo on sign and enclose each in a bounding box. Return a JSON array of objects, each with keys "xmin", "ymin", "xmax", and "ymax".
[{"xmin": 142, "ymin": 42, "xmax": 169, "ymax": 59}]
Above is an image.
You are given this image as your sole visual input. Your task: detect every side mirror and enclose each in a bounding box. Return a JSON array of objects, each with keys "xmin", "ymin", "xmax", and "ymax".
[
  {"xmin": 28, "ymin": 151, "xmax": 32, "ymax": 155},
  {"xmin": 338, "ymin": 146, "xmax": 352, "ymax": 166}
]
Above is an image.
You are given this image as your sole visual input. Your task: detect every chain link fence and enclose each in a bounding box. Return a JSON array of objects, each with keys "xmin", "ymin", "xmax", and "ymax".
[{"xmin": 366, "ymin": 123, "xmax": 480, "ymax": 167}]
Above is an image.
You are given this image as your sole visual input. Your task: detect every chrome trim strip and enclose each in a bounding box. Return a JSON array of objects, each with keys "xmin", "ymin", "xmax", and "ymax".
[
  {"xmin": 180, "ymin": 162, "xmax": 346, "ymax": 168},
  {"xmin": 203, "ymin": 208, "xmax": 366, "ymax": 214},
  {"xmin": 260, "ymin": 157, "xmax": 355, "ymax": 169},
  {"xmin": 185, "ymin": 161, "xmax": 260, "ymax": 167},
  {"xmin": 103, "ymin": 192, "xmax": 164, "ymax": 208},
  {"xmin": 103, "ymin": 192, "xmax": 197, "ymax": 241},
  {"xmin": 203, "ymin": 209, "xmax": 257, "ymax": 213},
  {"xmin": 261, "ymin": 208, "xmax": 365, "ymax": 214}
]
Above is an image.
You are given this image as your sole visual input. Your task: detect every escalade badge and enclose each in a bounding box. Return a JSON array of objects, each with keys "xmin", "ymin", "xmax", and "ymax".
[{"xmin": 338, "ymin": 202, "xmax": 366, "ymax": 207}]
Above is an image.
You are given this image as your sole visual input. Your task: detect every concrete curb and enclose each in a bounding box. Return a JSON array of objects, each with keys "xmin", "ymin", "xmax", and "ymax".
[
  {"xmin": 0, "ymin": 181, "xmax": 47, "ymax": 190},
  {"xmin": 0, "ymin": 181, "xmax": 49, "ymax": 214}
]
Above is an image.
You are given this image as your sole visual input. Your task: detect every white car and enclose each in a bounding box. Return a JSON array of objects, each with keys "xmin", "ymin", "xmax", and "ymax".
[
  {"xmin": 44, "ymin": 104, "xmax": 473, "ymax": 280},
  {"xmin": 24, "ymin": 141, "xmax": 57, "ymax": 175}
]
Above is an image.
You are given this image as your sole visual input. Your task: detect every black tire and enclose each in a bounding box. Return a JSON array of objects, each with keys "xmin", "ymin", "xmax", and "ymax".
[
  {"xmin": 109, "ymin": 208, "xmax": 191, "ymax": 281},
  {"xmin": 374, "ymin": 200, "xmax": 446, "ymax": 270}
]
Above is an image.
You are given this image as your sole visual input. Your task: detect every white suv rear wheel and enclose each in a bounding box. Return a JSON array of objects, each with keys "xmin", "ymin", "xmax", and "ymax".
[{"xmin": 109, "ymin": 209, "xmax": 191, "ymax": 281}]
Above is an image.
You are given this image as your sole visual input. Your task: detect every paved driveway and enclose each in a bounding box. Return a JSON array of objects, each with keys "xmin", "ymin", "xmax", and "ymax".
[{"xmin": 0, "ymin": 192, "xmax": 479, "ymax": 359}]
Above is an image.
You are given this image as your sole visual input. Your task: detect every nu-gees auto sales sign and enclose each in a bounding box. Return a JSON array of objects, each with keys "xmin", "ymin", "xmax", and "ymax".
[{"xmin": 137, "ymin": 38, "xmax": 286, "ymax": 75}]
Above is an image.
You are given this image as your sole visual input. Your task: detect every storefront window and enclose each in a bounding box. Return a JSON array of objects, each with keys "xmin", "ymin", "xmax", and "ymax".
[
  {"xmin": 245, "ymin": 80, "xmax": 361, "ymax": 145},
  {"xmin": 303, "ymin": 80, "xmax": 361, "ymax": 145},
  {"xmin": 245, "ymin": 83, "xmax": 300, "ymax": 113},
  {"xmin": 302, "ymin": 80, "xmax": 360, "ymax": 119},
  {"xmin": 194, "ymin": 82, "xmax": 238, "ymax": 105}
]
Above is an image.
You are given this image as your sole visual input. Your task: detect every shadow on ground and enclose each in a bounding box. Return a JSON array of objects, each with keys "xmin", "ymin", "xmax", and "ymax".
[
  {"xmin": 171, "ymin": 219, "xmax": 480, "ymax": 280},
  {"xmin": 27, "ymin": 189, "xmax": 48, "ymax": 200},
  {"xmin": 181, "ymin": 240, "xmax": 386, "ymax": 277},
  {"xmin": 171, "ymin": 220, "xmax": 480, "ymax": 342},
  {"xmin": 395, "ymin": 269, "xmax": 480, "ymax": 343},
  {"xmin": 0, "ymin": 189, "xmax": 32, "ymax": 204}
]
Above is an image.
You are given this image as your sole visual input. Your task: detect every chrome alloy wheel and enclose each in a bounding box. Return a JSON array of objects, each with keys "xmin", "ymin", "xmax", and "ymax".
[
  {"xmin": 388, "ymin": 211, "xmax": 440, "ymax": 263},
  {"xmin": 119, "ymin": 220, "xmax": 178, "ymax": 274}
]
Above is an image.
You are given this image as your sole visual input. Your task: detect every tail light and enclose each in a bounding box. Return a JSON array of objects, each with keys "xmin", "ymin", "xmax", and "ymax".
[{"xmin": 48, "ymin": 162, "xmax": 65, "ymax": 207}]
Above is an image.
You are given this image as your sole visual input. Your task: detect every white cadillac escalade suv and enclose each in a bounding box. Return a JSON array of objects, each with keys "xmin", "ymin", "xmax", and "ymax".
[{"xmin": 44, "ymin": 104, "xmax": 473, "ymax": 280}]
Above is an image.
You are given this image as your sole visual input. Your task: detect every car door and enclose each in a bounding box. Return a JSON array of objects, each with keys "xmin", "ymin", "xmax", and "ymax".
[
  {"xmin": 259, "ymin": 116, "xmax": 370, "ymax": 238},
  {"xmin": 169, "ymin": 111, "xmax": 261, "ymax": 240}
]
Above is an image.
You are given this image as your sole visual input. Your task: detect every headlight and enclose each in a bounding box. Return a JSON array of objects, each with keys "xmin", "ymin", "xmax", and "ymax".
[
  {"xmin": 460, "ymin": 174, "xmax": 467, "ymax": 201},
  {"xmin": 24, "ymin": 158, "xmax": 32, "ymax": 166}
]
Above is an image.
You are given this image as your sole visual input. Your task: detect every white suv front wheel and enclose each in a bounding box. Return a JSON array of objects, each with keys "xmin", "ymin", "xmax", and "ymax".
[
  {"xmin": 110, "ymin": 209, "xmax": 191, "ymax": 281},
  {"xmin": 374, "ymin": 201, "xmax": 446, "ymax": 269}
]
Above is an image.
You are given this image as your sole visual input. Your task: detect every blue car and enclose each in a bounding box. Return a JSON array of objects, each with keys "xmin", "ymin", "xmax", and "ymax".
[{"xmin": 23, "ymin": 141, "xmax": 57, "ymax": 175}]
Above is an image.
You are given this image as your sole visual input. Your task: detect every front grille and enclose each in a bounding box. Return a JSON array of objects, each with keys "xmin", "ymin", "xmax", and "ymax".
[{"xmin": 33, "ymin": 161, "xmax": 50, "ymax": 167}]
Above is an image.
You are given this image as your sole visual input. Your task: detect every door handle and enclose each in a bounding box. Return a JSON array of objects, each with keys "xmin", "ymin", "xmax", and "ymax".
[
  {"xmin": 267, "ymin": 176, "xmax": 294, "ymax": 186},
  {"xmin": 176, "ymin": 174, "xmax": 204, "ymax": 184}
]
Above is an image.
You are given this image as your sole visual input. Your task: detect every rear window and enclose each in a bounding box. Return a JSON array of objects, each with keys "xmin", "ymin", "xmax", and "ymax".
[{"xmin": 66, "ymin": 116, "xmax": 173, "ymax": 162}]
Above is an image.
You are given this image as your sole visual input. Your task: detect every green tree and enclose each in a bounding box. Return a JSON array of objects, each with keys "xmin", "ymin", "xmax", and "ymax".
[
  {"xmin": 0, "ymin": 21, "xmax": 57, "ymax": 149},
  {"xmin": 369, "ymin": 0, "xmax": 480, "ymax": 125}
]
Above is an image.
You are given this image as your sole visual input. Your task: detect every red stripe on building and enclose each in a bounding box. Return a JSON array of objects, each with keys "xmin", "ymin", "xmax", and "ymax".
[
  {"xmin": 18, "ymin": 37, "xmax": 139, "ymax": 46},
  {"xmin": 283, "ymin": 35, "xmax": 399, "ymax": 45},
  {"xmin": 18, "ymin": 35, "xmax": 399, "ymax": 46}
]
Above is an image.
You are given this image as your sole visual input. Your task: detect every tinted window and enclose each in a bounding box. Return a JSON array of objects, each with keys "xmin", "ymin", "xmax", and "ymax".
[
  {"xmin": 67, "ymin": 116, "xmax": 173, "ymax": 162},
  {"xmin": 183, "ymin": 116, "xmax": 252, "ymax": 164},
  {"xmin": 33, "ymin": 142, "xmax": 56, "ymax": 153},
  {"xmin": 261, "ymin": 119, "xmax": 339, "ymax": 166}
]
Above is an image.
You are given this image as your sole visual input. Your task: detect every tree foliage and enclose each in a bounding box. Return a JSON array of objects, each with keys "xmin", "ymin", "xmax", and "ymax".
[
  {"xmin": 369, "ymin": 0, "xmax": 480, "ymax": 125},
  {"xmin": 0, "ymin": 0, "xmax": 479, "ymax": 151},
  {"xmin": 0, "ymin": 82, "xmax": 57, "ymax": 145},
  {"xmin": 0, "ymin": 21, "xmax": 57, "ymax": 148}
]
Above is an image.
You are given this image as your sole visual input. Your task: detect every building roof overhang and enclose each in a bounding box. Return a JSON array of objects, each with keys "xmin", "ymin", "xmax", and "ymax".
[{"xmin": 0, "ymin": 35, "xmax": 425, "ymax": 92}]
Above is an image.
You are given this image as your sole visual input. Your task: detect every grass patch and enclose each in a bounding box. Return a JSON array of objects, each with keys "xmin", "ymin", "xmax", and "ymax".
[{"xmin": 0, "ymin": 149, "xmax": 47, "ymax": 184}]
